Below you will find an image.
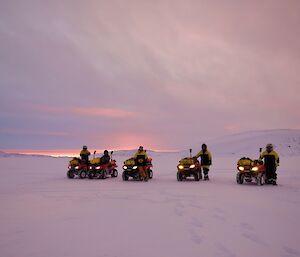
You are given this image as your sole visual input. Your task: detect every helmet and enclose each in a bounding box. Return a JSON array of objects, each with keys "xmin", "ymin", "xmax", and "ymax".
[
  {"xmin": 266, "ymin": 143, "xmax": 273, "ymax": 151},
  {"xmin": 104, "ymin": 150, "xmax": 109, "ymax": 155},
  {"xmin": 139, "ymin": 146, "xmax": 144, "ymax": 151},
  {"xmin": 82, "ymin": 145, "xmax": 87, "ymax": 150},
  {"xmin": 202, "ymin": 144, "xmax": 207, "ymax": 150}
]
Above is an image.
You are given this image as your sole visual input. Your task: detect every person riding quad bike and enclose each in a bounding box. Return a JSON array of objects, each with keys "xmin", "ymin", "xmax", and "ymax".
[
  {"xmin": 122, "ymin": 156, "xmax": 153, "ymax": 181},
  {"xmin": 122, "ymin": 146, "xmax": 152, "ymax": 181},
  {"xmin": 236, "ymin": 157, "xmax": 266, "ymax": 185},
  {"xmin": 80, "ymin": 145, "xmax": 90, "ymax": 163},
  {"xmin": 194, "ymin": 144, "xmax": 212, "ymax": 180},
  {"xmin": 177, "ymin": 149, "xmax": 201, "ymax": 181},
  {"xmin": 100, "ymin": 150, "xmax": 110, "ymax": 165},
  {"xmin": 88, "ymin": 150, "xmax": 118, "ymax": 179},
  {"xmin": 259, "ymin": 144, "xmax": 279, "ymax": 185},
  {"xmin": 134, "ymin": 146, "xmax": 149, "ymax": 182}
]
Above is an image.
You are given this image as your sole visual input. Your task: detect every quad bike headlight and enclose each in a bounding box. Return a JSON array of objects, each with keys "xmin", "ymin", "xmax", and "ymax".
[
  {"xmin": 190, "ymin": 164, "xmax": 196, "ymax": 169},
  {"xmin": 133, "ymin": 166, "xmax": 138, "ymax": 170},
  {"xmin": 178, "ymin": 165, "xmax": 184, "ymax": 170},
  {"xmin": 89, "ymin": 166, "xmax": 92, "ymax": 170},
  {"xmin": 75, "ymin": 166, "xmax": 79, "ymax": 170},
  {"xmin": 96, "ymin": 166, "xmax": 101, "ymax": 170},
  {"xmin": 68, "ymin": 166, "xmax": 71, "ymax": 169},
  {"xmin": 251, "ymin": 166, "xmax": 259, "ymax": 172},
  {"xmin": 238, "ymin": 166, "xmax": 244, "ymax": 171},
  {"xmin": 123, "ymin": 165, "xmax": 128, "ymax": 170}
]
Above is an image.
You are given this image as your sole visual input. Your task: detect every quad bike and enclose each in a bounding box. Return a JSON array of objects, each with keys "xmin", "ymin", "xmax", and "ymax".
[
  {"xmin": 236, "ymin": 157, "xmax": 266, "ymax": 186},
  {"xmin": 122, "ymin": 157, "xmax": 153, "ymax": 181},
  {"xmin": 67, "ymin": 157, "xmax": 89, "ymax": 179},
  {"xmin": 177, "ymin": 150, "xmax": 202, "ymax": 181},
  {"xmin": 177, "ymin": 156, "xmax": 201, "ymax": 181},
  {"xmin": 88, "ymin": 151, "xmax": 118, "ymax": 179}
]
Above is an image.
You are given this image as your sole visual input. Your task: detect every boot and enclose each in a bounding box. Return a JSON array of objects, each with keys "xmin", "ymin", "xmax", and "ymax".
[{"xmin": 204, "ymin": 171, "xmax": 209, "ymax": 181}]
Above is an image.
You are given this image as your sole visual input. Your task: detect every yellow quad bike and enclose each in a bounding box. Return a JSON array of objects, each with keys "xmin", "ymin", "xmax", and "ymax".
[
  {"xmin": 236, "ymin": 157, "xmax": 266, "ymax": 186},
  {"xmin": 88, "ymin": 157, "xmax": 106, "ymax": 179},
  {"xmin": 122, "ymin": 157, "xmax": 153, "ymax": 181},
  {"xmin": 177, "ymin": 157, "xmax": 201, "ymax": 181}
]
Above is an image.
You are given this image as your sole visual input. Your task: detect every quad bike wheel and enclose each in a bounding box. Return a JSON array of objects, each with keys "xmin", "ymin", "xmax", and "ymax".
[
  {"xmin": 177, "ymin": 172, "xmax": 183, "ymax": 181},
  {"xmin": 88, "ymin": 172, "xmax": 94, "ymax": 179},
  {"xmin": 96, "ymin": 173, "xmax": 102, "ymax": 179},
  {"xmin": 122, "ymin": 172, "xmax": 128, "ymax": 181},
  {"xmin": 236, "ymin": 173, "xmax": 244, "ymax": 184},
  {"xmin": 67, "ymin": 170, "xmax": 75, "ymax": 179},
  {"xmin": 148, "ymin": 170, "xmax": 153, "ymax": 179},
  {"xmin": 111, "ymin": 169, "xmax": 118, "ymax": 178},
  {"xmin": 256, "ymin": 173, "xmax": 265, "ymax": 186},
  {"xmin": 198, "ymin": 171, "xmax": 202, "ymax": 180},
  {"xmin": 101, "ymin": 171, "xmax": 107, "ymax": 179},
  {"xmin": 79, "ymin": 170, "xmax": 87, "ymax": 179}
]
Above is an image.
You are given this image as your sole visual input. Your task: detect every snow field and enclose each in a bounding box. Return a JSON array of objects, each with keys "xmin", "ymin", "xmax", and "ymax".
[{"xmin": 0, "ymin": 155, "xmax": 299, "ymax": 257}]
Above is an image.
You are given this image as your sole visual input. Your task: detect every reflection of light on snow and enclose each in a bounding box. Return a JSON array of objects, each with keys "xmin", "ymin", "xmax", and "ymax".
[{"xmin": 48, "ymin": 153, "xmax": 78, "ymax": 158}]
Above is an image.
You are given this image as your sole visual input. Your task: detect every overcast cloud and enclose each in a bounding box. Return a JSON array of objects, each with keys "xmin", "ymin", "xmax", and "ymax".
[{"xmin": 0, "ymin": 0, "xmax": 299, "ymax": 151}]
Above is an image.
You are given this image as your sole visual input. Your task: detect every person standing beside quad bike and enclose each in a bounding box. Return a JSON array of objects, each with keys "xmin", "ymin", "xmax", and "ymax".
[
  {"xmin": 194, "ymin": 144, "xmax": 212, "ymax": 180},
  {"xmin": 134, "ymin": 146, "xmax": 149, "ymax": 182},
  {"xmin": 259, "ymin": 143, "xmax": 280, "ymax": 185}
]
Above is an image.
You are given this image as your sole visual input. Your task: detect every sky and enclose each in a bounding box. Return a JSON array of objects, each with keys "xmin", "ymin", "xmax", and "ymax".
[{"xmin": 0, "ymin": 0, "xmax": 300, "ymax": 152}]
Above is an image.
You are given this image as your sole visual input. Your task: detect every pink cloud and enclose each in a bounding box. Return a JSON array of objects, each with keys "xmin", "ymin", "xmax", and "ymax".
[
  {"xmin": 72, "ymin": 107, "xmax": 136, "ymax": 118},
  {"xmin": 32, "ymin": 105, "xmax": 137, "ymax": 119},
  {"xmin": 0, "ymin": 128, "xmax": 68, "ymax": 136}
]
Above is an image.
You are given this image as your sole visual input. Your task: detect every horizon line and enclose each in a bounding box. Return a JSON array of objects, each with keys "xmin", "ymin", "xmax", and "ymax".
[{"xmin": 1, "ymin": 148, "xmax": 181, "ymax": 157}]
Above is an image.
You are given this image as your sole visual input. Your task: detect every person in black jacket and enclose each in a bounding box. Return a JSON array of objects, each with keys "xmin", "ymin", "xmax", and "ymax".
[
  {"xmin": 100, "ymin": 150, "xmax": 110, "ymax": 165},
  {"xmin": 194, "ymin": 144, "xmax": 212, "ymax": 180},
  {"xmin": 259, "ymin": 144, "xmax": 280, "ymax": 185}
]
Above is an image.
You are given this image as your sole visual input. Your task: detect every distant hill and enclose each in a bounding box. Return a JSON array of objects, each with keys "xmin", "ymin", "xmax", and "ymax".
[
  {"xmin": 0, "ymin": 151, "xmax": 51, "ymax": 158},
  {"xmin": 189, "ymin": 129, "xmax": 300, "ymax": 157}
]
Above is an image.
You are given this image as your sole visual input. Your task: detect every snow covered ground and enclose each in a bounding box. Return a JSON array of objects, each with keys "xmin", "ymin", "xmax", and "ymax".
[{"xmin": 1, "ymin": 154, "xmax": 300, "ymax": 257}]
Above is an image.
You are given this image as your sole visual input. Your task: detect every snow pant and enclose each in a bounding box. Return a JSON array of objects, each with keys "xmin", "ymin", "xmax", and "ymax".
[
  {"xmin": 202, "ymin": 167, "xmax": 210, "ymax": 178},
  {"xmin": 265, "ymin": 165, "xmax": 277, "ymax": 181},
  {"xmin": 138, "ymin": 166, "xmax": 148, "ymax": 180}
]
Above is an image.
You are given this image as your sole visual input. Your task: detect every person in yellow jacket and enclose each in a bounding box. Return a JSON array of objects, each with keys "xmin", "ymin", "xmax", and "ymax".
[
  {"xmin": 80, "ymin": 145, "xmax": 90, "ymax": 163},
  {"xmin": 194, "ymin": 144, "xmax": 212, "ymax": 180},
  {"xmin": 259, "ymin": 143, "xmax": 279, "ymax": 185},
  {"xmin": 134, "ymin": 146, "xmax": 148, "ymax": 181}
]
